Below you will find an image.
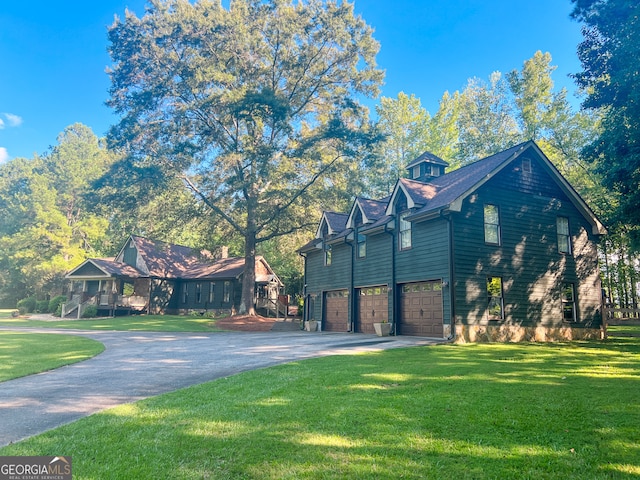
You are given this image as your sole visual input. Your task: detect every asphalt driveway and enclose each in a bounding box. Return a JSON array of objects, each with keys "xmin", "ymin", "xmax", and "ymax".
[{"xmin": 0, "ymin": 328, "xmax": 442, "ymax": 447}]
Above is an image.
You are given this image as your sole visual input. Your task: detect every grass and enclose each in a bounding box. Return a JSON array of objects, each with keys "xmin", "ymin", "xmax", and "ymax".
[
  {"xmin": 0, "ymin": 310, "xmax": 221, "ymax": 332},
  {"xmin": 0, "ymin": 331, "xmax": 104, "ymax": 382},
  {"xmin": 1, "ymin": 328, "xmax": 638, "ymax": 479}
]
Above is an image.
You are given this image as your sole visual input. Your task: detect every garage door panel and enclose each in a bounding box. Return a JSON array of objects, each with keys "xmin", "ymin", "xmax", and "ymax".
[
  {"xmin": 399, "ymin": 281, "xmax": 444, "ymax": 337},
  {"xmin": 358, "ymin": 286, "xmax": 388, "ymax": 334},
  {"xmin": 324, "ymin": 290, "xmax": 349, "ymax": 332}
]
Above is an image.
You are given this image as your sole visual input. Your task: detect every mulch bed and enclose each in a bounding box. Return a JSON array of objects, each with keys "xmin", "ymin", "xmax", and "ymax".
[{"xmin": 214, "ymin": 314, "xmax": 278, "ymax": 332}]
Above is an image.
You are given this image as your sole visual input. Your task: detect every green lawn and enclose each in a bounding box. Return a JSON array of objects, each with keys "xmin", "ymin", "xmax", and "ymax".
[
  {"xmin": 0, "ymin": 310, "xmax": 220, "ymax": 332},
  {"xmin": 0, "ymin": 331, "xmax": 104, "ymax": 382},
  {"xmin": 1, "ymin": 330, "xmax": 638, "ymax": 479}
]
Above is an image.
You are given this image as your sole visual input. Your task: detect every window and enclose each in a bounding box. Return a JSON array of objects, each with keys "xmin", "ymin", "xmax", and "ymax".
[
  {"xmin": 522, "ymin": 158, "xmax": 532, "ymax": 174},
  {"xmin": 195, "ymin": 283, "xmax": 202, "ymax": 303},
  {"xmin": 324, "ymin": 244, "xmax": 332, "ymax": 266},
  {"xmin": 412, "ymin": 165, "xmax": 421, "ymax": 179},
  {"xmin": 357, "ymin": 232, "xmax": 366, "ymax": 258},
  {"xmin": 484, "ymin": 204, "xmax": 501, "ymax": 245},
  {"xmin": 557, "ymin": 217, "xmax": 572, "ymax": 254},
  {"xmin": 562, "ymin": 283, "xmax": 577, "ymax": 322},
  {"xmin": 223, "ymin": 281, "xmax": 231, "ymax": 304},
  {"xmin": 487, "ymin": 276, "xmax": 504, "ymax": 320},
  {"xmin": 399, "ymin": 211, "xmax": 412, "ymax": 250},
  {"xmin": 182, "ymin": 283, "xmax": 188, "ymax": 304},
  {"xmin": 209, "ymin": 283, "xmax": 215, "ymax": 303}
]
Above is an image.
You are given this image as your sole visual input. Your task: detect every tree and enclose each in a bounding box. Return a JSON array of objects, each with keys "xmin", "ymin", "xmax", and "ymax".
[
  {"xmin": 368, "ymin": 93, "xmax": 431, "ymax": 196},
  {"xmin": 368, "ymin": 91, "xmax": 461, "ymax": 197},
  {"xmin": 572, "ymin": 0, "xmax": 640, "ymax": 247},
  {"xmin": 0, "ymin": 124, "xmax": 114, "ymax": 305},
  {"xmin": 106, "ymin": 0, "xmax": 383, "ymax": 314},
  {"xmin": 507, "ymin": 51, "xmax": 558, "ymax": 141},
  {"xmin": 455, "ymin": 72, "xmax": 519, "ymax": 164}
]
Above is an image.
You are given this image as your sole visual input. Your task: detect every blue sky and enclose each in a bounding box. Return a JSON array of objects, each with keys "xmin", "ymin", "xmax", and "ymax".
[{"xmin": 0, "ymin": 0, "xmax": 583, "ymax": 163}]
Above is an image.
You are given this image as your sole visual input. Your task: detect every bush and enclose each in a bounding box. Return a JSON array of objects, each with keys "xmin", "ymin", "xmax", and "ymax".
[
  {"xmin": 17, "ymin": 296, "xmax": 37, "ymax": 315},
  {"xmin": 36, "ymin": 300, "xmax": 49, "ymax": 313},
  {"xmin": 81, "ymin": 304, "xmax": 98, "ymax": 318},
  {"xmin": 48, "ymin": 295, "xmax": 67, "ymax": 315}
]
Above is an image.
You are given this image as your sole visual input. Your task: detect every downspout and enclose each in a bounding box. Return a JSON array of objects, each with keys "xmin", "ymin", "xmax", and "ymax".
[
  {"xmin": 147, "ymin": 278, "xmax": 152, "ymax": 315},
  {"xmin": 383, "ymin": 223, "xmax": 397, "ymax": 335},
  {"xmin": 299, "ymin": 252, "xmax": 308, "ymax": 324},
  {"xmin": 443, "ymin": 210, "xmax": 457, "ymax": 341},
  {"xmin": 344, "ymin": 236, "xmax": 355, "ymax": 333}
]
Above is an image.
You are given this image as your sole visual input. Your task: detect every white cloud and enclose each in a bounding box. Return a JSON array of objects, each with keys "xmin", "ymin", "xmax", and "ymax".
[
  {"xmin": 4, "ymin": 113, "xmax": 22, "ymax": 127},
  {"xmin": 0, "ymin": 147, "xmax": 9, "ymax": 164},
  {"xmin": 0, "ymin": 113, "xmax": 23, "ymax": 128}
]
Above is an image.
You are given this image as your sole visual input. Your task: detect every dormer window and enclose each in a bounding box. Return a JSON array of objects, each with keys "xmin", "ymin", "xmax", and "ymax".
[
  {"xmin": 354, "ymin": 208, "xmax": 364, "ymax": 227},
  {"xmin": 357, "ymin": 233, "xmax": 366, "ymax": 258},
  {"xmin": 399, "ymin": 211, "xmax": 412, "ymax": 250},
  {"xmin": 412, "ymin": 165, "xmax": 421, "ymax": 179},
  {"xmin": 324, "ymin": 244, "xmax": 332, "ymax": 266}
]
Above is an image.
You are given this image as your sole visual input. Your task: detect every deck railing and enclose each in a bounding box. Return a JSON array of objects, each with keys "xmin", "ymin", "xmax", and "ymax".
[
  {"xmin": 604, "ymin": 306, "xmax": 640, "ymax": 325},
  {"xmin": 256, "ymin": 297, "xmax": 288, "ymax": 318}
]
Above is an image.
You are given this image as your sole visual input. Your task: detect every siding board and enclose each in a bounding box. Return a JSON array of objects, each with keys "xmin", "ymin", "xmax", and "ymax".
[{"xmin": 453, "ymin": 158, "xmax": 601, "ymax": 329}]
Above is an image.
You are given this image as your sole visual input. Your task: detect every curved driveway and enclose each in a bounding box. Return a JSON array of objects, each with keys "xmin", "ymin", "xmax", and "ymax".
[{"xmin": 0, "ymin": 328, "xmax": 442, "ymax": 447}]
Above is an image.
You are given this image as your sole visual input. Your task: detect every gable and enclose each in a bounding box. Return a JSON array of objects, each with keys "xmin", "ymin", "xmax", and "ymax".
[
  {"xmin": 316, "ymin": 212, "xmax": 348, "ymax": 238},
  {"xmin": 445, "ymin": 142, "xmax": 606, "ymax": 235},
  {"xmin": 67, "ymin": 261, "xmax": 110, "ymax": 278},
  {"xmin": 347, "ymin": 201, "xmax": 366, "ymax": 229}
]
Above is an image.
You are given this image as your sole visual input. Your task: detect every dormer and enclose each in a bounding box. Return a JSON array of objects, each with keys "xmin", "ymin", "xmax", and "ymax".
[
  {"xmin": 406, "ymin": 151, "xmax": 449, "ymax": 182},
  {"xmin": 315, "ymin": 212, "xmax": 348, "ymax": 239},
  {"xmin": 385, "ymin": 178, "xmax": 436, "ymax": 216},
  {"xmin": 346, "ymin": 199, "xmax": 368, "ymax": 229}
]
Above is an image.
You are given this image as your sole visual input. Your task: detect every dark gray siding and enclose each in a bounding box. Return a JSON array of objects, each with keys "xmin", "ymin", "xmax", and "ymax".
[
  {"xmin": 354, "ymin": 231, "xmax": 392, "ymax": 286},
  {"xmin": 173, "ymin": 279, "xmax": 241, "ymax": 312},
  {"xmin": 452, "ymin": 158, "xmax": 602, "ymax": 328},
  {"xmin": 304, "ymin": 240, "xmax": 351, "ymax": 322},
  {"xmin": 354, "ymin": 231, "xmax": 394, "ymax": 323},
  {"xmin": 150, "ymin": 279, "xmax": 176, "ymax": 313},
  {"xmin": 396, "ymin": 218, "xmax": 452, "ymax": 325}
]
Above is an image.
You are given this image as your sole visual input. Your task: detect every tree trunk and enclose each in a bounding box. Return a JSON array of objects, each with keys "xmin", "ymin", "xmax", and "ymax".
[{"xmin": 239, "ymin": 202, "xmax": 257, "ymax": 316}]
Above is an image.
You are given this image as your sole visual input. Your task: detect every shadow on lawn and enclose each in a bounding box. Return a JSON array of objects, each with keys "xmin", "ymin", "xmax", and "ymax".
[{"xmin": 4, "ymin": 337, "xmax": 639, "ymax": 479}]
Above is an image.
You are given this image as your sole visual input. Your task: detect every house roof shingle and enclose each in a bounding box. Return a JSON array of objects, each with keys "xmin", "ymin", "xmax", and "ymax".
[
  {"xmin": 316, "ymin": 140, "xmax": 605, "ymax": 238},
  {"xmin": 405, "ymin": 151, "xmax": 449, "ymax": 169},
  {"xmin": 91, "ymin": 258, "xmax": 144, "ymax": 277},
  {"xmin": 67, "ymin": 235, "xmax": 282, "ymax": 285},
  {"xmin": 357, "ymin": 197, "xmax": 389, "ymax": 222}
]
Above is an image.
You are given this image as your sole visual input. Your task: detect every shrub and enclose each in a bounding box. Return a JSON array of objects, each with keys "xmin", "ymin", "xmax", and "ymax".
[
  {"xmin": 81, "ymin": 304, "xmax": 98, "ymax": 318},
  {"xmin": 48, "ymin": 295, "xmax": 67, "ymax": 314},
  {"xmin": 36, "ymin": 300, "xmax": 49, "ymax": 313},
  {"xmin": 17, "ymin": 296, "xmax": 37, "ymax": 315}
]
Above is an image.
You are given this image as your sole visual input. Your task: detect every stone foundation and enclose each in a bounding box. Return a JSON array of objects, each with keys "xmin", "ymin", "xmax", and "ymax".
[
  {"xmin": 442, "ymin": 324, "xmax": 452, "ymax": 339},
  {"xmin": 454, "ymin": 324, "xmax": 605, "ymax": 343}
]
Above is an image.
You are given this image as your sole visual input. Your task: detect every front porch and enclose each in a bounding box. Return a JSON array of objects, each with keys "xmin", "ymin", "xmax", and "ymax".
[{"xmin": 62, "ymin": 277, "xmax": 151, "ymax": 318}]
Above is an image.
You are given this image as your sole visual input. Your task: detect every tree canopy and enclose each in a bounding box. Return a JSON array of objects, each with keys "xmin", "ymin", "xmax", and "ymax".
[
  {"xmin": 0, "ymin": 124, "xmax": 114, "ymax": 305},
  {"xmin": 106, "ymin": 0, "xmax": 383, "ymax": 313},
  {"xmin": 572, "ymin": 0, "xmax": 640, "ymax": 248}
]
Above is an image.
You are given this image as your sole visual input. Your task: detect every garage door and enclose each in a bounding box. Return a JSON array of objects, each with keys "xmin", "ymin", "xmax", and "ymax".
[
  {"xmin": 399, "ymin": 281, "xmax": 443, "ymax": 336},
  {"xmin": 358, "ymin": 286, "xmax": 388, "ymax": 334},
  {"xmin": 324, "ymin": 290, "xmax": 349, "ymax": 332}
]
